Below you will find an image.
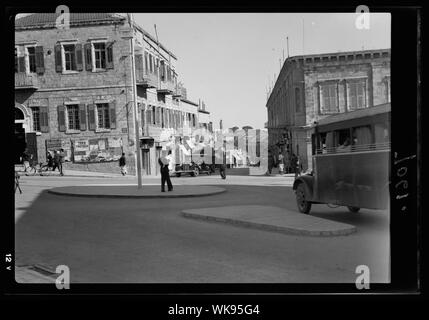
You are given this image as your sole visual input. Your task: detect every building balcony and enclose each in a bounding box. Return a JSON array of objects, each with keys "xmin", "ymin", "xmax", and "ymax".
[
  {"xmin": 136, "ymin": 72, "xmax": 158, "ymax": 89},
  {"xmin": 157, "ymin": 79, "xmax": 175, "ymax": 95},
  {"xmin": 15, "ymin": 73, "xmax": 39, "ymax": 90}
]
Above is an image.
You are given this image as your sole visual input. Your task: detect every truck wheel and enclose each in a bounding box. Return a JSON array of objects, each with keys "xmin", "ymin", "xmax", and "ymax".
[
  {"xmin": 347, "ymin": 206, "xmax": 360, "ymax": 213},
  {"xmin": 296, "ymin": 183, "xmax": 312, "ymax": 214},
  {"xmin": 194, "ymin": 170, "xmax": 199, "ymax": 177}
]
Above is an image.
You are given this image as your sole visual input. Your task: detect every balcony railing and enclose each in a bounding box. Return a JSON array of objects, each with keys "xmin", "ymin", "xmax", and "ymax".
[
  {"xmin": 136, "ymin": 72, "xmax": 158, "ymax": 89},
  {"xmin": 15, "ymin": 73, "xmax": 39, "ymax": 89}
]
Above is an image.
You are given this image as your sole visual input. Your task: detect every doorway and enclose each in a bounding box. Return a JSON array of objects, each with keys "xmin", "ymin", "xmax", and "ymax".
[
  {"xmin": 15, "ymin": 123, "xmax": 26, "ymax": 164},
  {"xmin": 141, "ymin": 149, "xmax": 151, "ymax": 176}
]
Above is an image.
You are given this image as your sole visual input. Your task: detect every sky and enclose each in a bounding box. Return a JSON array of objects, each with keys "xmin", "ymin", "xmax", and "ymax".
[{"xmin": 133, "ymin": 13, "xmax": 390, "ymax": 130}]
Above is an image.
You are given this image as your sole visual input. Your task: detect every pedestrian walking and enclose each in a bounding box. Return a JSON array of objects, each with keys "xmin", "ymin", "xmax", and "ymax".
[
  {"xmin": 158, "ymin": 150, "xmax": 173, "ymax": 192},
  {"xmin": 284, "ymin": 152, "xmax": 291, "ymax": 174},
  {"xmin": 46, "ymin": 151, "xmax": 53, "ymax": 169},
  {"xmin": 278, "ymin": 153, "xmax": 285, "ymax": 175},
  {"xmin": 52, "ymin": 150, "xmax": 60, "ymax": 173},
  {"xmin": 119, "ymin": 153, "xmax": 127, "ymax": 176}
]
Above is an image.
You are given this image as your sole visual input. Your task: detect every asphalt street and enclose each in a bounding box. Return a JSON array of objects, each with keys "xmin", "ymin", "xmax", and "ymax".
[{"xmin": 14, "ymin": 173, "xmax": 390, "ymax": 283}]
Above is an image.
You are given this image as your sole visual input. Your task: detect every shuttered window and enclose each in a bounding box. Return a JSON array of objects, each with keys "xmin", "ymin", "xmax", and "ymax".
[
  {"xmin": 67, "ymin": 105, "xmax": 80, "ymax": 130},
  {"xmin": 144, "ymin": 52, "xmax": 149, "ymax": 75},
  {"xmin": 28, "ymin": 106, "xmax": 48, "ymax": 133},
  {"xmin": 27, "ymin": 47, "xmax": 37, "ymax": 73},
  {"xmin": 15, "ymin": 48, "xmax": 19, "ymax": 73},
  {"xmin": 97, "ymin": 103, "xmax": 110, "ymax": 129},
  {"xmin": 55, "ymin": 43, "xmax": 83, "ymax": 72},
  {"xmin": 135, "ymin": 55, "xmax": 143, "ymax": 81},
  {"xmin": 64, "ymin": 45, "xmax": 77, "ymax": 71},
  {"xmin": 348, "ymin": 80, "xmax": 366, "ymax": 110},
  {"xmin": 31, "ymin": 107, "xmax": 41, "ymax": 131},
  {"xmin": 295, "ymin": 88, "xmax": 301, "ymax": 112},
  {"xmin": 94, "ymin": 43, "xmax": 106, "ymax": 69},
  {"xmin": 320, "ymin": 82, "xmax": 339, "ymax": 114}
]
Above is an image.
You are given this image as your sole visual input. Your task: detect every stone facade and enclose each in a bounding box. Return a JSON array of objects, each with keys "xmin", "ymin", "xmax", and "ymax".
[
  {"xmin": 266, "ymin": 49, "xmax": 391, "ymax": 171},
  {"xmin": 15, "ymin": 14, "xmax": 205, "ymax": 176}
]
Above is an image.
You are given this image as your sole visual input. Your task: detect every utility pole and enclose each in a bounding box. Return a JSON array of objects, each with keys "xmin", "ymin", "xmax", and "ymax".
[{"xmin": 127, "ymin": 13, "xmax": 142, "ymax": 188}]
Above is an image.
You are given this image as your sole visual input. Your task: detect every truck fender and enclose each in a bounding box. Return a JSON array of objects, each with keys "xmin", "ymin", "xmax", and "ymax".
[{"xmin": 292, "ymin": 175, "xmax": 314, "ymax": 201}]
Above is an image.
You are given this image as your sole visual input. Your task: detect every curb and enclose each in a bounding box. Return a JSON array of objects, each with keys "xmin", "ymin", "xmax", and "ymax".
[
  {"xmin": 181, "ymin": 211, "xmax": 357, "ymax": 237},
  {"xmin": 47, "ymin": 187, "xmax": 227, "ymax": 199}
]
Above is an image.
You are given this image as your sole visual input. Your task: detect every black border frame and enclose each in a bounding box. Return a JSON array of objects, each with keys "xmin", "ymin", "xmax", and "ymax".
[{"xmin": 3, "ymin": 1, "xmax": 422, "ymax": 302}]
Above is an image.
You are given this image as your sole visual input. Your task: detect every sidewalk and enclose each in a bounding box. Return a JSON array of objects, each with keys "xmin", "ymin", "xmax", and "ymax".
[
  {"xmin": 15, "ymin": 164, "xmax": 128, "ymax": 178},
  {"xmin": 182, "ymin": 205, "xmax": 357, "ymax": 237}
]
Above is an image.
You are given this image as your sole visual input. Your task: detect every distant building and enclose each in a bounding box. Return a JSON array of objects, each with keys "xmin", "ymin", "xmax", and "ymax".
[
  {"xmin": 266, "ymin": 49, "xmax": 391, "ymax": 170},
  {"xmin": 197, "ymin": 100, "xmax": 213, "ymax": 133}
]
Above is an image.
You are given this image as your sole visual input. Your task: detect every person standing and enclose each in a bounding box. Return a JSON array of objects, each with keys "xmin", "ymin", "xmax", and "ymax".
[
  {"xmin": 291, "ymin": 153, "xmax": 299, "ymax": 179},
  {"xmin": 158, "ymin": 150, "xmax": 173, "ymax": 192},
  {"xmin": 58, "ymin": 148, "xmax": 65, "ymax": 176},
  {"xmin": 119, "ymin": 153, "xmax": 127, "ymax": 176},
  {"xmin": 219, "ymin": 147, "xmax": 226, "ymax": 179},
  {"xmin": 267, "ymin": 150, "xmax": 274, "ymax": 175}
]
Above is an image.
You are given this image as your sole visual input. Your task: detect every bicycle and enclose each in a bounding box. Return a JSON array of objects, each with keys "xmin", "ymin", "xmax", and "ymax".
[{"xmin": 25, "ymin": 161, "xmax": 52, "ymax": 176}]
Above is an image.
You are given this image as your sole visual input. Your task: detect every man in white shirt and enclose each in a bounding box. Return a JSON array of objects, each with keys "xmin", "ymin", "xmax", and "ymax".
[{"xmin": 158, "ymin": 150, "xmax": 173, "ymax": 192}]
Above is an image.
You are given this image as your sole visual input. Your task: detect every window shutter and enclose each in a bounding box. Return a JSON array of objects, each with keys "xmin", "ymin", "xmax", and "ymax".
[
  {"xmin": 57, "ymin": 105, "xmax": 66, "ymax": 132},
  {"xmin": 79, "ymin": 103, "xmax": 87, "ymax": 131},
  {"xmin": 144, "ymin": 52, "xmax": 148, "ymax": 75},
  {"xmin": 40, "ymin": 107, "xmax": 49, "ymax": 133},
  {"xmin": 135, "ymin": 54, "xmax": 143, "ymax": 82},
  {"xmin": 55, "ymin": 44, "xmax": 62, "ymax": 72},
  {"xmin": 109, "ymin": 101, "xmax": 116, "ymax": 129},
  {"xmin": 35, "ymin": 46, "xmax": 45, "ymax": 74},
  {"xmin": 88, "ymin": 104, "xmax": 96, "ymax": 130},
  {"xmin": 160, "ymin": 60, "xmax": 165, "ymax": 80},
  {"xmin": 18, "ymin": 56, "xmax": 26, "ymax": 73},
  {"xmin": 84, "ymin": 43, "xmax": 92, "ymax": 71},
  {"xmin": 75, "ymin": 44, "xmax": 83, "ymax": 71},
  {"xmin": 106, "ymin": 42, "xmax": 114, "ymax": 69}
]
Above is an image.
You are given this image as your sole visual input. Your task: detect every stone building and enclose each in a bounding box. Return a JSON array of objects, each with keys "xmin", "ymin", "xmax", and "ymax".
[
  {"xmin": 266, "ymin": 49, "xmax": 391, "ymax": 171},
  {"xmin": 14, "ymin": 13, "xmax": 206, "ymax": 176}
]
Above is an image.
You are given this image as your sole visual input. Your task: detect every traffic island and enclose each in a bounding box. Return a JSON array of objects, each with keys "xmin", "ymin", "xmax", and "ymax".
[
  {"xmin": 48, "ymin": 185, "xmax": 226, "ymax": 198},
  {"xmin": 181, "ymin": 205, "xmax": 357, "ymax": 237}
]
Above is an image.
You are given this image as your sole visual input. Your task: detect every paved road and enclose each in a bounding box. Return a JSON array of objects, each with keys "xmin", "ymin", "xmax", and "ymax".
[{"xmin": 14, "ymin": 174, "xmax": 389, "ymax": 283}]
